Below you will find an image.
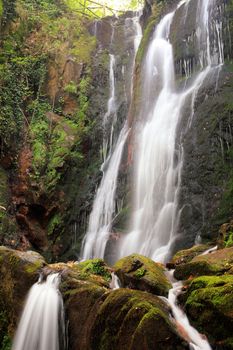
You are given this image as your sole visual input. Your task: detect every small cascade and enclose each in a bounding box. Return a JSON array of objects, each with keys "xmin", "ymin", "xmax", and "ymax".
[
  {"xmin": 81, "ymin": 12, "xmax": 142, "ymax": 260},
  {"xmin": 110, "ymin": 272, "xmax": 121, "ymax": 289},
  {"xmin": 12, "ymin": 273, "xmax": 65, "ymax": 350},
  {"xmin": 167, "ymin": 272, "xmax": 212, "ymax": 350},
  {"xmin": 201, "ymin": 245, "xmax": 218, "ymax": 255},
  {"xmin": 119, "ymin": 0, "xmax": 225, "ymax": 263},
  {"xmin": 102, "ymin": 53, "xmax": 117, "ymax": 165},
  {"xmin": 81, "ymin": 124, "xmax": 129, "ymax": 259}
]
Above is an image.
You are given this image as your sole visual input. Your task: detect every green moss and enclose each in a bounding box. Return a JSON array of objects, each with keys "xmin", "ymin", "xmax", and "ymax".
[
  {"xmin": 174, "ymin": 260, "xmax": 225, "ymax": 280},
  {"xmin": 184, "ymin": 275, "xmax": 233, "ymax": 341},
  {"xmin": 64, "ymin": 80, "xmax": 77, "ymax": 94},
  {"xmin": 78, "ymin": 259, "xmax": 111, "ymax": 281},
  {"xmin": 0, "ymin": 0, "xmax": 3, "ymax": 17},
  {"xmin": 135, "ymin": 268, "xmax": 146, "ymax": 278},
  {"xmin": 225, "ymin": 231, "xmax": 233, "ymax": 248},
  {"xmin": 171, "ymin": 244, "xmax": 210, "ymax": 265},
  {"xmin": 114, "ymin": 254, "xmax": 171, "ymax": 296},
  {"xmin": 47, "ymin": 214, "xmax": 62, "ymax": 236},
  {"xmin": 25, "ymin": 260, "xmax": 43, "ymax": 274},
  {"xmin": 1, "ymin": 335, "xmax": 11, "ymax": 350},
  {"xmin": 136, "ymin": 3, "xmax": 163, "ymax": 66}
]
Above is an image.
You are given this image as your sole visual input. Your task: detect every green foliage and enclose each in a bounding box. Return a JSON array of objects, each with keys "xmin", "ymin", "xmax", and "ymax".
[
  {"xmin": 1, "ymin": 335, "xmax": 11, "ymax": 350},
  {"xmin": 47, "ymin": 214, "xmax": 62, "ymax": 236},
  {"xmin": 135, "ymin": 268, "xmax": 146, "ymax": 278},
  {"xmin": 76, "ymin": 75, "xmax": 91, "ymax": 121},
  {"xmin": 0, "ymin": 0, "xmax": 3, "ymax": 17},
  {"xmin": 0, "ymin": 310, "xmax": 10, "ymax": 349},
  {"xmin": 217, "ymin": 169, "xmax": 233, "ymax": 223},
  {"xmin": 65, "ymin": 0, "xmax": 143, "ymax": 17},
  {"xmin": 1, "ymin": 0, "xmax": 16, "ymax": 26},
  {"xmin": 225, "ymin": 231, "xmax": 233, "ymax": 248},
  {"xmin": 79, "ymin": 259, "xmax": 111, "ymax": 280},
  {"xmin": 64, "ymin": 81, "xmax": 77, "ymax": 94},
  {"xmin": 0, "ymin": 55, "xmax": 47, "ymax": 154}
]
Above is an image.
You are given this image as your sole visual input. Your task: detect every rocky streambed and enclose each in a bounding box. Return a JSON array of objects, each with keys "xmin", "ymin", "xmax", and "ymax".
[{"xmin": 0, "ymin": 242, "xmax": 232, "ymax": 350}]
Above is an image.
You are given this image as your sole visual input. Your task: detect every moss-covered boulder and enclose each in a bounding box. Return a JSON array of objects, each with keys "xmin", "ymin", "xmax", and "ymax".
[
  {"xmin": 114, "ymin": 254, "xmax": 171, "ymax": 297},
  {"xmin": 167, "ymin": 244, "xmax": 211, "ymax": 268},
  {"xmin": 62, "ymin": 281, "xmax": 107, "ymax": 350},
  {"xmin": 0, "ymin": 246, "xmax": 45, "ymax": 347},
  {"xmin": 89, "ymin": 288, "xmax": 188, "ymax": 350},
  {"xmin": 174, "ymin": 247, "xmax": 233, "ymax": 280},
  {"xmin": 218, "ymin": 221, "xmax": 233, "ymax": 248},
  {"xmin": 48, "ymin": 259, "xmax": 185, "ymax": 350},
  {"xmin": 180, "ymin": 275, "xmax": 233, "ymax": 348}
]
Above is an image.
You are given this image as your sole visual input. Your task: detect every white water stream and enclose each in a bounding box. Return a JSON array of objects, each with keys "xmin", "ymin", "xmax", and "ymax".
[
  {"xmin": 12, "ymin": 273, "xmax": 64, "ymax": 350},
  {"xmin": 120, "ymin": 0, "xmax": 224, "ymax": 263},
  {"xmin": 110, "ymin": 272, "xmax": 121, "ymax": 289},
  {"xmin": 81, "ymin": 12, "xmax": 142, "ymax": 260},
  {"xmin": 167, "ymin": 271, "xmax": 211, "ymax": 350},
  {"xmin": 82, "ymin": 124, "xmax": 129, "ymax": 259}
]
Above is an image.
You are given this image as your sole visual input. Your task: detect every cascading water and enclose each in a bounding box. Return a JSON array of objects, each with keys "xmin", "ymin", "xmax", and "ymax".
[
  {"xmin": 81, "ymin": 12, "xmax": 142, "ymax": 260},
  {"xmin": 12, "ymin": 273, "xmax": 65, "ymax": 350},
  {"xmin": 110, "ymin": 272, "xmax": 121, "ymax": 289},
  {"xmin": 102, "ymin": 53, "xmax": 117, "ymax": 165},
  {"xmin": 81, "ymin": 124, "xmax": 129, "ymax": 259},
  {"xmin": 167, "ymin": 271, "xmax": 211, "ymax": 350},
  {"xmin": 120, "ymin": 0, "xmax": 224, "ymax": 263}
]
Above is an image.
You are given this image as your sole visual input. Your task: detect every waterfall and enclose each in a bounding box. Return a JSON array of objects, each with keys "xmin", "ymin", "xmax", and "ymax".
[
  {"xmin": 102, "ymin": 53, "xmax": 117, "ymax": 165},
  {"xmin": 110, "ymin": 272, "xmax": 121, "ymax": 289},
  {"xmin": 81, "ymin": 12, "xmax": 142, "ymax": 260},
  {"xmin": 12, "ymin": 273, "xmax": 65, "ymax": 350},
  {"xmin": 81, "ymin": 124, "xmax": 129, "ymax": 259},
  {"xmin": 119, "ymin": 0, "xmax": 224, "ymax": 263}
]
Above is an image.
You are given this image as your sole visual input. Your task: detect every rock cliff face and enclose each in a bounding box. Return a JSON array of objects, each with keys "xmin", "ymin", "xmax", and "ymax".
[
  {"xmin": 1, "ymin": 0, "xmax": 231, "ymax": 261},
  {"xmin": 0, "ymin": 0, "xmax": 139, "ymax": 261},
  {"xmin": 172, "ymin": 0, "xmax": 233, "ymax": 250}
]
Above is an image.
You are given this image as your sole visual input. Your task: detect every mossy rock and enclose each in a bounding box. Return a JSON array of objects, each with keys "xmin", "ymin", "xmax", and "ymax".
[
  {"xmin": 0, "ymin": 246, "xmax": 46, "ymax": 347},
  {"xmin": 174, "ymin": 247, "xmax": 233, "ymax": 280},
  {"xmin": 49, "ymin": 259, "xmax": 112, "ymax": 289},
  {"xmin": 218, "ymin": 221, "xmax": 233, "ymax": 248},
  {"xmin": 182, "ymin": 275, "xmax": 233, "ymax": 347},
  {"xmin": 168, "ymin": 244, "xmax": 211, "ymax": 268},
  {"xmin": 62, "ymin": 282, "xmax": 107, "ymax": 350},
  {"xmin": 114, "ymin": 254, "xmax": 171, "ymax": 297},
  {"xmin": 89, "ymin": 288, "xmax": 188, "ymax": 350}
]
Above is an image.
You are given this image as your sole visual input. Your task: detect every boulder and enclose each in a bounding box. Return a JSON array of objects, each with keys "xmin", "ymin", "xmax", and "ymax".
[
  {"xmin": 114, "ymin": 254, "xmax": 171, "ymax": 297},
  {"xmin": 89, "ymin": 288, "xmax": 189, "ymax": 350},
  {"xmin": 0, "ymin": 246, "xmax": 46, "ymax": 346},
  {"xmin": 174, "ymin": 247, "xmax": 233, "ymax": 280},
  {"xmin": 181, "ymin": 275, "xmax": 233, "ymax": 349},
  {"xmin": 167, "ymin": 244, "xmax": 211, "ymax": 268}
]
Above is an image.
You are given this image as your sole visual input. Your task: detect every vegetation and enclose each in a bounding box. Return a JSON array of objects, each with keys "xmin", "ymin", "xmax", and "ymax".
[
  {"xmin": 78, "ymin": 258, "xmax": 111, "ymax": 281},
  {"xmin": 65, "ymin": 0, "xmax": 143, "ymax": 17}
]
